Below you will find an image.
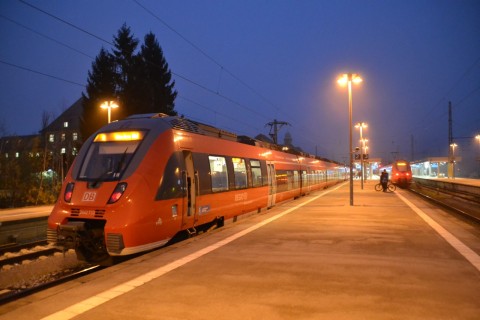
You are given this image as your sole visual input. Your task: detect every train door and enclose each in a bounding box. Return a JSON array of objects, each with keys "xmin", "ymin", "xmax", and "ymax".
[
  {"xmin": 267, "ymin": 161, "xmax": 276, "ymax": 208},
  {"xmin": 182, "ymin": 151, "xmax": 197, "ymax": 230}
]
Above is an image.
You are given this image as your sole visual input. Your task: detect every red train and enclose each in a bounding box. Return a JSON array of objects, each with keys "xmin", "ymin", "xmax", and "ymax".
[
  {"xmin": 47, "ymin": 114, "xmax": 346, "ymax": 264},
  {"xmin": 381, "ymin": 160, "xmax": 412, "ymax": 187}
]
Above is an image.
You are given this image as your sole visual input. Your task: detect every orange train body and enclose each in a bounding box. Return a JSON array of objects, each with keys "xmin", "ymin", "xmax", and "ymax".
[
  {"xmin": 380, "ymin": 160, "xmax": 412, "ymax": 187},
  {"xmin": 47, "ymin": 114, "xmax": 346, "ymax": 264}
]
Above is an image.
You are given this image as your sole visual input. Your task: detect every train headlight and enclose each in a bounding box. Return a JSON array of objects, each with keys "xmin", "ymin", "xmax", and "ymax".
[
  {"xmin": 64, "ymin": 182, "xmax": 75, "ymax": 203},
  {"xmin": 108, "ymin": 182, "xmax": 128, "ymax": 204}
]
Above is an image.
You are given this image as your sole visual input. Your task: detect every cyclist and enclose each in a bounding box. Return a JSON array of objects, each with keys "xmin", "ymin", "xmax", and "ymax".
[{"xmin": 380, "ymin": 169, "xmax": 389, "ymax": 192}]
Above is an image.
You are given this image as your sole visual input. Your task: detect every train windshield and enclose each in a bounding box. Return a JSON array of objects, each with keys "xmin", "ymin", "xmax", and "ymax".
[
  {"xmin": 396, "ymin": 162, "xmax": 410, "ymax": 172},
  {"xmin": 78, "ymin": 131, "xmax": 145, "ymax": 181}
]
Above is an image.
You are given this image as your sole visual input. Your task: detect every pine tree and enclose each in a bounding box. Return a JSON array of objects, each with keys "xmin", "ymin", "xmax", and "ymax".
[
  {"xmin": 137, "ymin": 32, "xmax": 177, "ymax": 115},
  {"xmin": 81, "ymin": 47, "xmax": 116, "ymax": 140},
  {"xmin": 82, "ymin": 24, "xmax": 178, "ymax": 139},
  {"xmin": 112, "ymin": 23, "xmax": 139, "ymax": 118}
]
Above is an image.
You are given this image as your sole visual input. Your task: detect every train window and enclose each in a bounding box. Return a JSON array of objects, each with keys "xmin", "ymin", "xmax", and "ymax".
[
  {"xmin": 209, "ymin": 156, "xmax": 229, "ymax": 192},
  {"xmin": 155, "ymin": 152, "xmax": 185, "ymax": 200},
  {"xmin": 192, "ymin": 153, "xmax": 212, "ymax": 195},
  {"xmin": 78, "ymin": 140, "xmax": 140, "ymax": 181},
  {"xmin": 260, "ymin": 160, "xmax": 268, "ymax": 186},
  {"xmin": 302, "ymin": 170, "xmax": 308, "ymax": 187},
  {"xmin": 232, "ymin": 158, "xmax": 247, "ymax": 189},
  {"xmin": 396, "ymin": 162, "xmax": 409, "ymax": 172},
  {"xmin": 250, "ymin": 160, "xmax": 263, "ymax": 187},
  {"xmin": 275, "ymin": 170, "xmax": 288, "ymax": 193},
  {"xmin": 288, "ymin": 170, "xmax": 300, "ymax": 190}
]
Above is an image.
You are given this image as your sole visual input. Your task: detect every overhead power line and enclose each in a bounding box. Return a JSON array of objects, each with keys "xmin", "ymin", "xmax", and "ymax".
[
  {"xmin": 18, "ymin": 0, "xmax": 113, "ymax": 46},
  {"xmin": 17, "ymin": 0, "xmax": 273, "ymax": 123},
  {"xmin": 0, "ymin": 14, "xmax": 95, "ymax": 60},
  {"xmin": 132, "ymin": 0, "xmax": 284, "ymax": 116},
  {"xmin": 14, "ymin": 0, "xmax": 322, "ymax": 152},
  {"xmin": 0, "ymin": 59, "xmax": 85, "ymax": 87}
]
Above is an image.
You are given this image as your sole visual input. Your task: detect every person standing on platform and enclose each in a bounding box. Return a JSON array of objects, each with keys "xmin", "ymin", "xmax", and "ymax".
[{"xmin": 380, "ymin": 169, "xmax": 388, "ymax": 192}]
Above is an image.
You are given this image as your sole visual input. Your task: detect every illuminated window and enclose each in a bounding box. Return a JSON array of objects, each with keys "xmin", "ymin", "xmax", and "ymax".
[
  {"xmin": 209, "ymin": 156, "xmax": 228, "ymax": 192},
  {"xmin": 61, "ymin": 148, "xmax": 66, "ymax": 154},
  {"xmin": 61, "ymin": 133, "xmax": 66, "ymax": 141},
  {"xmin": 49, "ymin": 134, "xmax": 54, "ymax": 143},
  {"xmin": 15, "ymin": 152, "xmax": 19, "ymax": 158},
  {"xmin": 72, "ymin": 148, "xmax": 77, "ymax": 155},
  {"xmin": 64, "ymin": 121, "xmax": 69, "ymax": 128},
  {"xmin": 232, "ymin": 157, "xmax": 247, "ymax": 189},
  {"xmin": 73, "ymin": 132, "xmax": 78, "ymax": 141},
  {"xmin": 250, "ymin": 160, "xmax": 263, "ymax": 187}
]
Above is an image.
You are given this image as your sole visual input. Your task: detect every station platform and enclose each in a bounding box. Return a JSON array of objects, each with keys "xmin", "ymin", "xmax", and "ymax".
[
  {"xmin": 1, "ymin": 181, "xmax": 480, "ymax": 320},
  {"xmin": 0, "ymin": 205, "xmax": 52, "ymax": 222},
  {"xmin": 413, "ymin": 176, "xmax": 480, "ymax": 187}
]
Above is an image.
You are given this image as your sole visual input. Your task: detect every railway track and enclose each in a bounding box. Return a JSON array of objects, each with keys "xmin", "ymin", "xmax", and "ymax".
[
  {"xmin": 0, "ymin": 240, "xmax": 100, "ymax": 305},
  {"xmin": 408, "ymin": 182, "xmax": 480, "ymax": 224},
  {"xmin": 0, "ymin": 265, "xmax": 102, "ymax": 305},
  {"xmin": 0, "ymin": 241, "xmax": 63, "ymax": 267}
]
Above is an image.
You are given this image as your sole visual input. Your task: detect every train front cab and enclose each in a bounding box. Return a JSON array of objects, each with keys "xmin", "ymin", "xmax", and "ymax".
[{"xmin": 392, "ymin": 160, "xmax": 412, "ymax": 187}]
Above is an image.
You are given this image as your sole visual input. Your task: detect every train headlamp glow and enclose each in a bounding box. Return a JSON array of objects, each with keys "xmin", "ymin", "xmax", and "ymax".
[
  {"xmin": 108, "ymin": 182, "xmax": 128, "ymax": 204},
  {"xmin": 94, "ymin": 131, "xmax": 145, "ymax": 142},
  {"xmin": 64, "ymin": 182, "xmax": 75, "ymax": 203},
  {"xmin": 397, "ymin": 162, "xmax": 407, "ymax": 166}
]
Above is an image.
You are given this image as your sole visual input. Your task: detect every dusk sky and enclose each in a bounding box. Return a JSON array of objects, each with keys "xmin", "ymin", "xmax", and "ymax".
[{"xmin": 1, "ymin": 0, "xmax": 479, "ymax": 165}]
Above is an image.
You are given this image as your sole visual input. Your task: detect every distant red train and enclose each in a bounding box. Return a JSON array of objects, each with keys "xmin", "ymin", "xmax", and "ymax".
[
  {"xmin": 47, "ymin": 114, "xmax": 346, "ymax": 265},
  {"xmin": 380, "ymin": 160, "xmax": 412, "ymax": 187}
]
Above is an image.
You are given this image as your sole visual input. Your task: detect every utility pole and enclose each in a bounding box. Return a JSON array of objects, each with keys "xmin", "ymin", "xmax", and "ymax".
[
  {"xmin": 448, "ymin": 101, "xmax": 454, "ymax": 178},
  {"xmin": 266, "ymin": 119, "xmax": 290, "ymax": 145},
  {"xmin": 410, "ymin": 134, "xmax": 414, "ymax": 161}
]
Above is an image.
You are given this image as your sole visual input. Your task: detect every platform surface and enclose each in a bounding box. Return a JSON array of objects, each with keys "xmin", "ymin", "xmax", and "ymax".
[{"xmin": 1, "ymin": 181, "xmax": 480, "ymax": 320}]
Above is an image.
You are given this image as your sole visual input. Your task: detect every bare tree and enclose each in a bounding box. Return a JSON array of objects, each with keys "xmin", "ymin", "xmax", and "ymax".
[{"xmin": 36, "ymin": 111, "xmax": 51, "ymax": 205}]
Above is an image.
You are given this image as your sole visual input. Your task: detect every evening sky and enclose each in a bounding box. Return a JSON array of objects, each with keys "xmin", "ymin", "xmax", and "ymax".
[{"xmin": 1, "ymin": 0, "xmax": 479, "ymax": 164}]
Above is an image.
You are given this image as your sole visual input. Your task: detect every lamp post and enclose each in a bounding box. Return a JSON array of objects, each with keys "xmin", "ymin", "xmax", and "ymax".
[
  {"xmin": 355, "ymin": 122, "xmax": 367, "ymax": 189},
  {"xmin": 100, "ymin": 101, "xmax": 119, "ymax": 124},
  {"xmin": 338, "ymin": 73, "xmax": 363, "ymax": 206},
  {"xmin": 450, "ymin": 143, "xmax": 458, "ymax": 179}
]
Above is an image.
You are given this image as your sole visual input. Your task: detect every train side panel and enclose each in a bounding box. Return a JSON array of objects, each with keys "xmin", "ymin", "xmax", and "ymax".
[{"xmin": 48, "ymin": 115, "xmax": 346, "ymax": 264}]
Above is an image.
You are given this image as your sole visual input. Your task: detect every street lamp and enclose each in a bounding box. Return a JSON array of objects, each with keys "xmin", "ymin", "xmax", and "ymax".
[
  {"xmin": 100, "ymin": 100, "xmax": 119, "ymax": 124},
  {"xmin": 355, "ymin": 122, "xmax": 368, "ymax": 189},
  {"xmin": 450, "ymin": 143, "xmax": 458, "ymax": 179},
  {"xmin": 338, "ymin": 73, "xmax": 363, "ymax": 206}
]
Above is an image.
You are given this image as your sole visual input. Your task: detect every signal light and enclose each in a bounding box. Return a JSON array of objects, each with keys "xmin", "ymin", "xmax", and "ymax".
[
  {"xmin": 64, "ymin": 182, "xmax": 75, "ymax": 203},
  {"xmin": 108, "ymin": 182, "xmax": 128, "ymax": 204}
]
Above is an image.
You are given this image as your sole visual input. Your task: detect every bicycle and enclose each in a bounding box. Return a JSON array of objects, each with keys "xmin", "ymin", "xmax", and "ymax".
[{"xmin": 375, "ymin": 180, "xmax": 396, "ymax": 192}]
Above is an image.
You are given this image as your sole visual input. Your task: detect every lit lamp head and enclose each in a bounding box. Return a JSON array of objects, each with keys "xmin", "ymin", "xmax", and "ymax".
[
  {"xmin": 354, "ymin": 122, "xmax": 368, "ymax": 129},
  {"xmin": 337, "ymin": 73, "xmax": 363, "ymax": 86},
  {"xmin": 100, "ymin": 101, "xmax": 119, "ymax": 110},
  {"xmin": 100, "ymin": 101, "xmax": 119, "ymax": 123}
]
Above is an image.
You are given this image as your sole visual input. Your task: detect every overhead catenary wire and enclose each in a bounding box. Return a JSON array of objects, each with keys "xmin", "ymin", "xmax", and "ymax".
[
  {"xmin": 0, "ymin": 14, "xmax": 95, "ymax": 60},
  {"xmin": 132, "ymin": 0, "xmax": 285, "ymax": 118},
  {"xmin": 132, "ymin": 0, "xmax": 331, "ymax": 150},
  {"xmin": 0, "ymin": 59, "xmax": 86, "ymax": 87},
  {"xmin": 15, "ymin": 0, "xmax": 330, "ymax": 149},
  {"xmin": 407, "ymin": 56, "xmax": 480, "ymax": 135},
  {"xmin": 16, "ymin": 0, "xmax": 273, "ymax": 127}
]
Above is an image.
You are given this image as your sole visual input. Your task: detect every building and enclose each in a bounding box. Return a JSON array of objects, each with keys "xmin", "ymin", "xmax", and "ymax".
[
  {"xmin": 0, "ymin": 97, "xmax": 84, "ymax": 181},
  {"xmin": 40, "ymin": 97, "xmax": 84, "ymax": 180}
]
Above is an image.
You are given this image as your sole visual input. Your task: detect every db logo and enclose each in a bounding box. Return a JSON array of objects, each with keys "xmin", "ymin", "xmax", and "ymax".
[{"xmin": 82, "ymin": 191, "xmax": 96, "ymax": 202}]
